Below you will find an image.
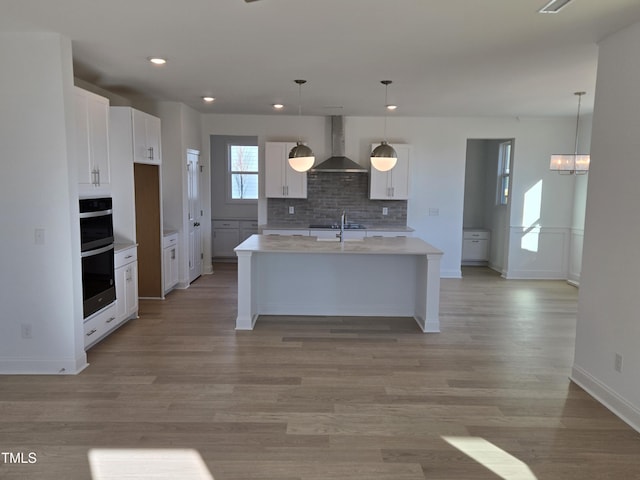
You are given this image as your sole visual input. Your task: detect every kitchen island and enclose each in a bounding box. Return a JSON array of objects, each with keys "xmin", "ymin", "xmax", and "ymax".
[{"xmin": 234, "ymin": 235, "xmax": 443, "ymax": 332}]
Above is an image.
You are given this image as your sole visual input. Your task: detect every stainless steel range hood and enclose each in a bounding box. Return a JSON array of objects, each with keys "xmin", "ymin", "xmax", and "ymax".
[{"xmin": 310, "ymin": 116, "xmax": 367, "ymax": 173}]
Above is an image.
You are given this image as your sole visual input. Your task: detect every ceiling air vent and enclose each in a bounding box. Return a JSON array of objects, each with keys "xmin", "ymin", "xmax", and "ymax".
[{"xmin": 538, "ymin": 0, "xmax": 572, "ymax": 13}]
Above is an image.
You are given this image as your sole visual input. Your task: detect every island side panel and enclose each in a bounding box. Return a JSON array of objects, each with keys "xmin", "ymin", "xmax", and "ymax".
[
  {"xmin": 236, "ymin": 250, "xmax": 257, "ymax": 330},
  {"xmin": 420, "ymin": 253, "xmax": 441, "ymax": 332},
  {"xmin": 254, "ymin": 252, "xmax": 418, "ymax": 318}
]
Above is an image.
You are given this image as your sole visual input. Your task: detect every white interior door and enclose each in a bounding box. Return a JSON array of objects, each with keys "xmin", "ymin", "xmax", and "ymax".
[{"xmin": 187, "ymin": 149, "xmax": 202, "ymax": 283}]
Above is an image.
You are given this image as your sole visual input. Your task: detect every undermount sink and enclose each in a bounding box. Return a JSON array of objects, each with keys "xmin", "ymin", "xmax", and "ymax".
[
  {"xmin": 308, "ymin": 223, "xmax": 366, "ymax": 230},
  {"xmin": 315, "ymin": 237, "xmax": 365, "ymax": 242}
]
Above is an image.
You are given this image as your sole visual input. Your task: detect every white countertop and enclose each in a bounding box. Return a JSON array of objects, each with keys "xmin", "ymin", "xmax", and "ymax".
[
  {"xmin": 235, "ymin": 234, "xmax": 442, "ymax": 256},
  {"xmin": 114, "ymin": 242, "xmax": 137, "ymax": 253}
]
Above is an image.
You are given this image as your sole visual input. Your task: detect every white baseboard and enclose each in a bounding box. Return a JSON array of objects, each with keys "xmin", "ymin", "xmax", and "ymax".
[
  {"xmin": 441, "ymin": 269, "xmax": 462, "ymax": 279},
  {"xmin": 0, "ymin": 354, "xmax": 88, "ymax": 375},
  {"xmin": 571, "ymin": 364, "xmax": 640, "ymax": 433}
]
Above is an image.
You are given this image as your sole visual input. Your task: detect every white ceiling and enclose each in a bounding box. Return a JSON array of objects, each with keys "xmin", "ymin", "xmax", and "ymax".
[{"xmin": 3, "ymin": 0, "xmax": 640, "ymax": 117}]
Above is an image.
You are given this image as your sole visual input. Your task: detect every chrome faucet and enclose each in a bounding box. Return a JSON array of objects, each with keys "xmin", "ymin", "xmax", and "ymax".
[{"xmin": 337, "ymin": 209, "xmax": 346, "ymax": 243}]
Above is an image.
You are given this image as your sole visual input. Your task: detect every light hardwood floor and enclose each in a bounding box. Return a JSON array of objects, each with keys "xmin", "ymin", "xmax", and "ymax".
[{"xmin": 1, "ymin": 265, "xmax": 639, "ymax": 479}]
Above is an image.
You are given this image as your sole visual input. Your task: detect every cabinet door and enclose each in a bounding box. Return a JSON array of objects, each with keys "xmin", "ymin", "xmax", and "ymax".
[
  {"xmin": 132, "ymin": 110, "xmax": 161, "ymax": 164},
  {"xmin": 264, "ymin": 142, "xmax": 287, "ymax": 198},
  {"xmin": 264, "ymin": 142, "xmax": 306, "ymax": 198},
  {"xmin": 389, "ymin": 144, "xmax": 410, "ymax": 199},
  {"xmin": 462, "ymin": 239, "xmax": 489, "ymax": 261},
  {"xmin": 115, "ymin": 264, "xmax": 127, "ymax": 321},
  {"xmin": 213, "ymin": 229, "xmax": 240, "ymax": 257},
  {"xmin": 125, "ymin": 262, "xmax": 139, "ymax": 317},
  {"xmin": 75, "ymin": 90, "xmax": 92, "ymax": 185},
  {"xmin": 88, "ymin": 93, "xmax": 110, "ymax": 186},
  {"xmin": 145, "ymin": 114, "xmax": 162, "ymax": 164},
  {"xmin": 369, "ymin": 144, "xmax": 410, "ymax": 200},
  {"xmin": 75, "ymin": 88, "xmax": 110, "ymax": 188}
]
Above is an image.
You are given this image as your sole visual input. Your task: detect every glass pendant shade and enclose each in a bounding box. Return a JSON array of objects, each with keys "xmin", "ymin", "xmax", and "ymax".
[
  {"xmin": 288, "ymin": 142, "xmax": 315, "ymax": 172},
  {"xmin": 549, "ymin": 154, "xmax": 590, "ymax": 174},
  {"xmin": 550, "ymin": 91, "xmax": 590, "ymax": 175},
  {"xmin": 371, "ymin": 141, "xmax": 398, "ymax": 172}
]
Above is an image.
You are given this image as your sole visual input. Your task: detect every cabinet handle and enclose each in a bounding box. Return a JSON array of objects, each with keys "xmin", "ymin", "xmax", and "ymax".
[
  {"xmin": 86, "ymin": 329, "xmax": 97, "ymax": 337},
  {"xmin": 148, "ymin": 147, "xmax": 154, "ymax": 160},
  {"xmin": 96, "ymin": 167, "xmax": 100, "ymax": 187},
  {"xmin": 171, "ymin": 248, "xmax": 175, "ymax": 260},
  {"xmin": 472, "ymin": 240, "xmax": 480, "ymax": 243},
  {"xmin": 124, "ymin": 255, "xmax": 133, "ymax": 259},
  {"xmin": 106, "ymin": 316, "xmax": 116, "ymax": 323}
]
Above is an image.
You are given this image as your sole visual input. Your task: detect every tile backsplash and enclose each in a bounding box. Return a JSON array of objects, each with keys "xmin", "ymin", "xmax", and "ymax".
[{"xmin": 267, "ymin": 172, "xmax": 407, "ymax": 226}]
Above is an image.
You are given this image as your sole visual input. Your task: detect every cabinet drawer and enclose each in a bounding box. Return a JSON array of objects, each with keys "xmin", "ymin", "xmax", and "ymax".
[
  {"xmin": 83, "ymin": 303, "xmax": 118, "ymax": 348},
  {"xmin": 163, "ymin": 233, "xmax": 178, "ymax": 248},
  {"xmin": 262, "ymin": 229, "xmax": 310, "ymax": 236},
  {"xmin": 240, "ymin": 220, "xmax": 259, "ymax": 229},
  {"xmin": 366, "ymin": 230, "xmax": 411, "ymax": 238},
  {"xmin": 115, "ymin": 246, "xmax": 137, "ymax": 268},
  {"xmin": 463, "ymin": 230, "xmax": 490, "ymax": 240},
  {"xmin": 213, "ymin": 220, "xmax": 240, "ymax": 229}
]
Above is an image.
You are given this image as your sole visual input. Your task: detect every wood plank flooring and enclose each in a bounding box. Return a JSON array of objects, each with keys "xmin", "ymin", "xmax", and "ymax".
[{"xmin": 1, "ymin": 265, "xmax": 639, "ymax": 479}]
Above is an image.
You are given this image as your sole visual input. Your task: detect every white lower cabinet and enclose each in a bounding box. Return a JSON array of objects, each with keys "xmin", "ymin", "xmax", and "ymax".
[
  {"xmin": 84, "ymin": 245, "xmax": 138, "ymax": 350},
  {"xmin": 213, "ymin": 219, "xmax": 258, "ymax": 257},
  {"xmin": 240, "ymin": 220, "xmax": 259, "ymax": 243},
  {"xmin": 462, "ymin": 230, "xmax": 490, "ymax": 263},
  {"xmin": 261, "ymin": 229, "xmax": 310, "ymax": 236},
  {"xmin": 115, "ymin": 245, "xmax": 139, "ymax": 323},
  {"xmin": 83, "ymin": 303, "xmax": 118, "ymax": 350},
  {"xmin": 163, "ymin": 233, "xmax": 179, "ymax": 294},
  {"xmin": 365, "ymin": 230, "xmax": 413, "ymax": 238}
]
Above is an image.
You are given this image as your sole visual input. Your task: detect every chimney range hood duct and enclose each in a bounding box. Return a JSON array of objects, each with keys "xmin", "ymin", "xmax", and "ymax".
[{"xmin": 310, "ymin": 116, "xmax": 367, "ymax": 173}]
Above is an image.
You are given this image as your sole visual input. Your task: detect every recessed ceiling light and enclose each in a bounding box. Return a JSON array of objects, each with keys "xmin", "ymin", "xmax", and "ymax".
[
  {"xmin": 148, "ymin": 57, "xmax": 167, "ymax": 65},
  {"xmin": 202, "ymin": 96, "xmax": 215, "ymax": 103},
  {"xmin": 538, "ymin": 0, "xmax": 572, "ymax": 13},
  {"xmin": 272, "ymin": 104, "xmax": 284, "ymax": 109},
  {"xmin": 386, "ymin": 104, "xmax": 398, "ymax": 111}
]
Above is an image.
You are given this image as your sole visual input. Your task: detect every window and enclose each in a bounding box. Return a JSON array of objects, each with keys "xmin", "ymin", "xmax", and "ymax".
[
  {"xmin": 497, "ymin": 141, "xmax": 512, "ymax": 205},
  {"xmin": 229, "ymin": 145, "xmax": 258, "ymax": 201}
]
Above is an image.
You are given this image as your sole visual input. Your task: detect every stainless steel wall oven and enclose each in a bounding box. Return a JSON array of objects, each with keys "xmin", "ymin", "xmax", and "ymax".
[{"xmin": 79, "ymin": 197, "xmax": 115, "ymax": 318}]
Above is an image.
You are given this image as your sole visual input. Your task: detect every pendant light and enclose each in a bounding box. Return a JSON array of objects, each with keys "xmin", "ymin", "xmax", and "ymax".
[
  {"xmin": 549, "ymin": 91, "xmax": 590, "ymax": 175},
  {"xmin": 371, "ymin": 80, "xmax": 398, "ymax": 172},
  {"xmin": 288, "ymin": 79, "xmax": 315, "ymax": 173}
]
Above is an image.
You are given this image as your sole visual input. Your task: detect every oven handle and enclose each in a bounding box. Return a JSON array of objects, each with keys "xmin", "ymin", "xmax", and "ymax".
[
  {"xmin": 79, "ymin": 209, "xmax": 113, "ymax": 219},
  {"xmin": 81, "ymin": 244, "xmax": 114, "ymax": 258}
]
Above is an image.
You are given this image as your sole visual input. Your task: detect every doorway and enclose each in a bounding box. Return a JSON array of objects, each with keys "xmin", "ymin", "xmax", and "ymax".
[
  {"xmin": 187, "ymin": 149, "xmax": 203, "ymax": 283},
  {"xmin": 462, "ymin": 138, "xmax": 514, "ymax": 276}
]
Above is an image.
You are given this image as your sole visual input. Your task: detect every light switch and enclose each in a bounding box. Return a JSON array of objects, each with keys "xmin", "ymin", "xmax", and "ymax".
[
  {"xmin": 428, "ymin": 208, "xmax": 439, "ymax": 216},
  {"xmin": 288, "ymin": 206, "xmax": 295, "ymax": 214},
  {"xmin": 382, "ymin": 207, "xmax": 388, "ymax": 216}
]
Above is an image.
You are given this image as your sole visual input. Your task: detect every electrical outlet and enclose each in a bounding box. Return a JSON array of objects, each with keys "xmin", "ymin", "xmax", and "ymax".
[
  {"xmin": 21, "ymin": 323, "xmax": 33, "ymax": 339},
  {"xmin": 428, "ymin": 208, "xmax": 439, "ymax": 216},
  {"xmin": 382, "ymin": 207, "xmax": 388, "ymax": 216},
  {"xmin": 615, "ymin": 353, "xmax": 623, "ymax": 373},
  {"xmin": 288, "ymin": 206, "xmax": 295, "ymax": 215}
]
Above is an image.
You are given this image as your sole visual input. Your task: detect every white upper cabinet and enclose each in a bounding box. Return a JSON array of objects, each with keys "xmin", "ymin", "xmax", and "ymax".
[
  {"xmin": 75, "ymin": 87, "xmax": 110, "ymax": 194},
  {"xmin": 369, "ymin": 144, "xmax": 410, "ymax": 200},
  {"xmin": 264, "ymin": 142, "xmax": 307, "ymax": 198},
  {"xmin": 132, "ymin": 109, "xmax": 162, "ymax": 164}
]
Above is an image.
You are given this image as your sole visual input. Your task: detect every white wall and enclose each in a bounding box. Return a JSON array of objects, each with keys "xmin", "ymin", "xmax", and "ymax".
[
  {"xmin": 202, "ymin": 114, "xmax": 579, "ymax": 278},
  {"xmin": 463, "ymin": 140, "xmax": 488, "ymax": 229},
  {"xmin": 0, "ymin": 33, "xmax": 86, "ymax": 373},
  {"xmin": 572, "ymin": 21, "xmax": 640, "ymax": 432},
  {"xmin": 158, "ymin": 102, "xmax": 205, "ymax": 285}
]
